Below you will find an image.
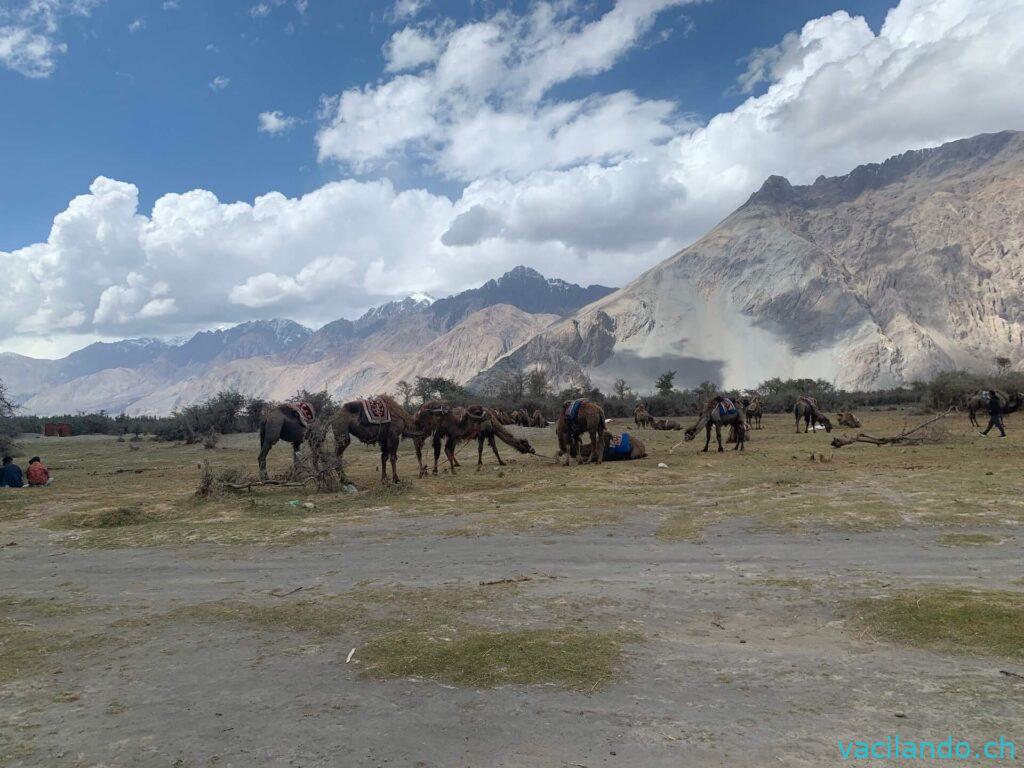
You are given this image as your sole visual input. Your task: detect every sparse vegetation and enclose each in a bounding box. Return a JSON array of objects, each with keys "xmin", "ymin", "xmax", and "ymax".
[{"xmin": 848, "ymin": 588, "xmax": 1024, "ymax": 659}]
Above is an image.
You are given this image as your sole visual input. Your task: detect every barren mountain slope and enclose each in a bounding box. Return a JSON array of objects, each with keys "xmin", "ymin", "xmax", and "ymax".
[{"xmin": 473, "ymin": 131, "xmax": 1024, "ymax": 392}]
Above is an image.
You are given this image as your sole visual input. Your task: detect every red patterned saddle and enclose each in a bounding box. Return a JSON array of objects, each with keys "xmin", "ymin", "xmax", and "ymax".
[
  {"xmin": 360, "ymin": 397, "xmax": 392, "ymax": 425},
  {"xmin": 284, "ymin": 402, "xmax": 315, "ymax": 427}
]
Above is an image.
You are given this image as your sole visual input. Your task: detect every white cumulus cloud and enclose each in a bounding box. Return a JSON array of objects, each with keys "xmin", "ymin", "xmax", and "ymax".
[{"xmin": 257, "ymin": 110, "xmax": 299, "ymax": 134}]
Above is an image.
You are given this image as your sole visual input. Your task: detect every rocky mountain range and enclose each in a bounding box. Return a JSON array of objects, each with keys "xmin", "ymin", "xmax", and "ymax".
[
  {"xmin": 2, "ymin": 267, "xmax": 611, "ymax": 415},
  {"xmin": 4, "ymin": 131, "xmax": 1023, "ymax": 415},
  {"xmin": 471, "ymin": 130, "xmax": 1024, "ymax": 393}
]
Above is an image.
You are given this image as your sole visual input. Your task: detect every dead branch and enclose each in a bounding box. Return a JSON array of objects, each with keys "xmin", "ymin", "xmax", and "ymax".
[{"xmin": 830, "ymin": 408, "xmax": 955, "ymax": 449}]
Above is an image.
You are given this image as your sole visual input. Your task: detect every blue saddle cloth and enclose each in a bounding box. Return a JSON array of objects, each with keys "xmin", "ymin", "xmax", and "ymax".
[
  {"xmin": 716, "ymin": 398, "xmax": 737, "ymax": 418},
  {"xmin": 566, "ymin": 399, "xmax": 584, "ymax": 422},
  {"xmin": 605, "ymin": 432, "xmax": 632, "ymax": 460}
]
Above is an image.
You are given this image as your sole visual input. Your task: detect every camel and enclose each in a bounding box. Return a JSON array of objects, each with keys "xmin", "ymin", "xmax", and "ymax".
[
  {"xmin": 967, "ymin": 390, "xmax": 1024, "ymax": 427},
  {"xmin": 510, "ymin": 408, "xmax": 531, "ymax": 427},
  {"xmin": 684, "ymin": 397, "xmax": 748, "ymax": 452},
  {"xmin": 412, "ymin": 400, "xmax": 458, "ymax": 477},
  {"xmin": 580, "ymin": 430, "xmax": 647, "ymax": 462},
  {"xmin": 529, "ymin": 409, "xmax": 546, "ymax": 427},
  {"xmin": 794, "ymin": 396, "xmax": 832, "ymax": 433},
  {"xmin": 836, "ymin": 411, "xmax": 861, "ymax": 428},
  {"xmin": 555, "ymin": 399, "xmax": 606, "ymax": 464},
  {"xmin": 633, "ymin": 404, "xmax": 654, "ymax": 429},
  {"xmin": 430, "ymin": 405, "xmax": 534, "ymax": 474},
  {"xmin": 744, "ymin": 397, "xmax": 764, "ymax": 429},
  {"xmin": 257, "ymin": 402, "xmax": 313, "ymax": 481},
  {"xmin": 331, "ymin": 395, "xmax": 422, "ymax": 485},
  {"xmin": 652, "ymin": 418, "xmax": 682, "ymax": 431}
]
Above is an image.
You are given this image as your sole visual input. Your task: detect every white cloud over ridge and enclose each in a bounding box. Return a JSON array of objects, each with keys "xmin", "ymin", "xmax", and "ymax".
[{"xmin": 4, "ymin": 0, "xmax": 1024, "ymax": 356}]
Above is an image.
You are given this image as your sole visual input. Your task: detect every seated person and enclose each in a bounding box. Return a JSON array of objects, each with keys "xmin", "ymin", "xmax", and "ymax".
[
  {"xmin": 1, "ymin": 456, "xmax": 24, "ymax": 488},
  {"xmin": 26, "ymin": 457, "xmax": 52, "ymax": 486}
]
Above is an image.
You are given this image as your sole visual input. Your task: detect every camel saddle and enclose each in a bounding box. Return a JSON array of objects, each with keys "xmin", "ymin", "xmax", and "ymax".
[
  {"xmin": 715, "ymin": 397, "xmax": 736, "ymax": 417},
  {"xmin": 607, "ymin": 432, "xmax": 632, "ymax": 458},
  {"xmin": 359, "ymin": 397, "xmax": 392, "ymax": 425},
  {"xmin": 283, "ymin": 401, "xmax": 315, "ymax": 427},
  {"xmin": 565, "ymin": 399, "xmax": 586, "ymax": 422}
]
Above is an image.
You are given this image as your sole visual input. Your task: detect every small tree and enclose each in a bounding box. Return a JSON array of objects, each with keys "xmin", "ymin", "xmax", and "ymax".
[
  {"xmin": 0, "ymin": 379, "xmax": 17, "ymax": 456},
  {"xmin": 206, "ymin": 390, "xmax": 247, "ymax": 434},
  {"xmin": 244, "ymin": 397, "xmax": 269, "ymax": 432},
  {"xmin": 395, "ymin": 380, "xmax": 413, "ymax": 410},
  {"xmin": 655, "ymin": 370, "xmax": 677, "ymax": 396},
  {"xmin": 996, "ymin": 356, "xmax": 1012, "ymax": 375},
  {"xmin": 498, "ymin": 369, "xmax": 527, "ymax": 404},
  {"xmin": 613, "ymin": 378, "xmax": 631, "ymax": 400},
  {"xmin": 525, "ymin": 368, "xmax": 550, "ymax": 400}
]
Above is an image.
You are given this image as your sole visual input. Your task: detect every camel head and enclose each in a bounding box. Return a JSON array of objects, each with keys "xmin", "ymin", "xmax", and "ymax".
[
  {"xmin": 513, "ymin": 436, "xmax": 535, "ymax": 454},
  {"xmin": 683, "ymin": 427, "xmax": 698, "ymax": 441},
  {"xmin": 820, "ymin": 416, "xmax": 833, "ymax": 432}
]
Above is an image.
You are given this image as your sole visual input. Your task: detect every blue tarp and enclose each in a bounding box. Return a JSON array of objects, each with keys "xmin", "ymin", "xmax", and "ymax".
[
  {"xmin": 605, "ymin": 432, "xmax": 633, "ymax": 460},
  {"xmin": 566, "ymin": 399, "xmax": 584, "ymax": 421}
]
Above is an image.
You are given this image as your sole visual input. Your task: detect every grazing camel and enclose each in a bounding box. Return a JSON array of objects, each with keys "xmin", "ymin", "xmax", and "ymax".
[
  {"xmin": 257, "ymin": 402, "xmax": 314, "ymax": 481},
  {"xmin": 836, "ymin": 411, "xmax": 861, "ymax": 428},
  {"xmin": 967, "ymin": 391, "xmax": 1023, "ymax": 427},
  {"xmin": 431, "ymin": 405, "xmax": 534, "ymax": 474},
  {"xmin": 580, "ymin": 430, "xmax": 647, "ymax": 462},
  {"xmin": 744, "ymin": 397, "xmax": 764, "ymax": 429},
  {"xmin": 555, "ymin": 399, "xmax": 606, "ymax": 464},
  {"xmin": 331, "ymin": 395, "xmax": 422, "ymax": 485},
  {"xmin": 633, "ymin": 404, "xmax": 654, "ymax": 429},
  {"xmin": 684, "ymin": 397, "xmax": 748, "ymax": 452},
  {"xmin": 794, "ymin": 396, "xmax": 832, "ymax": 433}
]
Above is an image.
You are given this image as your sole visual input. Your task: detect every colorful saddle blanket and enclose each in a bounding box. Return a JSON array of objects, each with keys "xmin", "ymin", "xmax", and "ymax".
[
  {"xmin": 284, "ymin": 402, "xmax": 315, "ymax": 427},
  {"xmin": 360, "ymin": 397, "xmax": 391, "ymax": 425},
  {"xmin": 605, "ymin": 432, "xmax": 632, "ymax": 460},
  {"xmin": 716, "ymin": 398, "xmax": 737, "ymax": 417},
  {"xmin": 565, "ymin": 399, "xmax": 585, "ymax": 422}
]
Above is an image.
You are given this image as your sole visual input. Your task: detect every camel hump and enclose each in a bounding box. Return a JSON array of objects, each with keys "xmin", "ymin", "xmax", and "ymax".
[{"xmin": 465, "ymin": 405, "xmax": 488, "ymax": 419}]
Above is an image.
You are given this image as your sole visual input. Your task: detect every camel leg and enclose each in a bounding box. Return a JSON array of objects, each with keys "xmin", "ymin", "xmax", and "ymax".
[
  {"xmin": 702, "ymin": 423, "xmax": 712, "ymax": 453},
  {"xmin": 446, "ymin": 437, "xmax": 458, "ymax": 474},
  {"xmin": 715, "ymin": 424, "xmax": 724, "ymax": 452},
  {"xmin": 389, "ymin": 441, "xmax": 400, "ymax": 484},
  {"xmin": 257, "ymin": 427, "xmax": 274, "ymax": 482},
  {"xmin": 590, "ymin": 428, "xmax": 602, "ymax": 464},
  {"xmin": 488, "ymin": 434, "xmax": 505, "ymax": 466},
  {"xmin": 414, "ymin": 436, "xmax": 426, "ymax": 478},
  {"xmin": 431, "ymin": 433, "xmax": 443, "ymax": 475},
  {"xmin": 292, "ymin": 441, "xmax": 303, "ymax": 466},
  {"xmin": 477, "ymin": 434, "xmax": 486, "ymax": 471}
]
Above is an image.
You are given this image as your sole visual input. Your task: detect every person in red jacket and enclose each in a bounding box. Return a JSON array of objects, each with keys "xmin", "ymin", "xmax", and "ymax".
[{"xmin": 26, "ymin": 457, "xmax": 52, "ymax": 486}]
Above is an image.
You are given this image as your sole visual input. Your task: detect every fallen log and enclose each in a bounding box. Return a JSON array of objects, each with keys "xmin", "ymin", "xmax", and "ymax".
[{"xmin": 830, "ymin": 408, "xmax": 954, "ymax": 449}]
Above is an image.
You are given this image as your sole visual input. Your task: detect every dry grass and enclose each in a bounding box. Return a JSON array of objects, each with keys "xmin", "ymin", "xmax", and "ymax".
[
  {"xmin": 5, "ymin": 411, "xmax": 1022, "ymax": 547},
  {"xmin": 848, "ymin": 588, "xmax": 1024, "ymax": 659},
  {"xmin": 171, "ymin": 581, "xmax": 635, "ymax": 690},
  {"xmin": 935, "ymin": 532, "xmax": 1004, "ymax": 547}
]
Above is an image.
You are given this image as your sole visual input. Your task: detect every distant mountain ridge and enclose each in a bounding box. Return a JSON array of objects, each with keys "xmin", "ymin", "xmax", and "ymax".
[
  {"xmin": 6, "ymin": 267, "xmax": 614, "ymax": 415},
  {"xmin": 470, "ymin": 131, "xmax": 1024, "ymax": 392}
]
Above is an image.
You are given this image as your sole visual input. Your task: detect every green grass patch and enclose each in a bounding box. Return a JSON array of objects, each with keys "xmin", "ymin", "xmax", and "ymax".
[
  {"xmin": 46, "ymin": 505, "xmax": 155, "ymax": 530},
  {"xmin": 360, "ymin": 627, "xmax": 629, "ymax": 691},
  {"xmin": 848, "ymin": 588, "xmax": 1024, "ymax": 659},
  {"xmin": 935, "ymin": 533, "xmax": 1003, "ymax": 547}
]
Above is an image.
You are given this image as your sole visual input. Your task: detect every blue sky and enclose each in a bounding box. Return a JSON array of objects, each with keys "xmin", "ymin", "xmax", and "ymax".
[
  {"xmin": 1, "ymin": 0, "xmax": 893, "ymax": 249},
  {"xmin": 2, "ymin": 0, "xmax": 1022, "ymax": 357}
]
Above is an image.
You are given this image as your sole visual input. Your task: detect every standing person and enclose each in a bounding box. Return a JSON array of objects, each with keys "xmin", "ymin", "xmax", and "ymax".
[
  {"xmin": 980, "ymin": 390, "xmax": 1007, "ymax": 438},
  {"xmin": 1, "ymin": 456, "xmax": 24, "ymax": 488},
  {"xmin": 26, "ymin": 457, "xmax": 52, "ymax": 486}
]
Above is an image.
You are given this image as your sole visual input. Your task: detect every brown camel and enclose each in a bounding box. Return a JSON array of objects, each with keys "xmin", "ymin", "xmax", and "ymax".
[
  {"xmin": 555, "ymin": 399, "xmax": 606, "ymax": 464},
  {"xmin": 494, "ymin": 409, "xmax": 515, "ymax": 425},
  {"xmin": 529, "ymin": 409, "xmax": 546, "ymax": 427},
  {"xmin": 633, "ymin": 404, "xmax": 654, "ymax": 429},
  {"xmin": 836, "ymin": 410, "xmax": 861, "ymax": 428},
  {"xmin": 431, "ymin": 405, "xmax": 534, "ymax": 474},
  {"xmin": 684, "ymin": 397, "xmax": 748, "ymax": 452},
  {"xmin": 257, "ymin": 402, "xmax": 313, "ymax": 481},
  {"xmin": 412, "ymin": 400, "xmax": 459, "ymax": 477},
  {"xmin": 331, "ymin": 395, "xmax": 422, "ymax": 485},
  {"xmin": 580, "ymin": 430, "xmax": 647, "ymax": 462},
  {"xmin": 744, "ymin": 396, "xmax": 764, "ymax": 429},
  {"xmin": 967, "ymin": 390, "xmax": 1023, "ymax": 427},
  {"xmin": 794, "ymin": 396, "xmax": 832, "ymax": 433},
  {"xmin": 510, "ymin": 408, "xmax": 530, "ymax": 427}
]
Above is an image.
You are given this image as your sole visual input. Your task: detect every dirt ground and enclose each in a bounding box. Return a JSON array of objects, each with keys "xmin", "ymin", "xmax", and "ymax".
[{"xmin": 1, "ymin": 411, "xmax": 1022, "ymax": 767}]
